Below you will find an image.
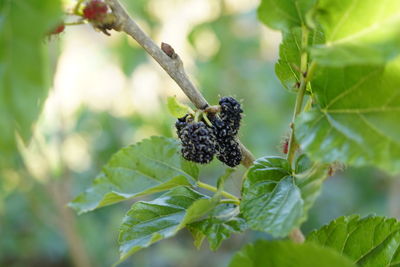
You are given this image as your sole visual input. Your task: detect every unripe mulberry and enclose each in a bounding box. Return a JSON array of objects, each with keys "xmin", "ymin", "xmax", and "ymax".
[
  {"xmin": 219, "ymin": 97, "xmax": 242, "ymax": 135},
  {"xmin": 179, "ymin": 122, "xmax": 216, "ymax": 164},
  {"xmin": 49, "ymin": 24, "xmax": 65, "ymax": 35},
  {"xmin": 282, "ymin": 137, "xmax": 289, "ymax": 154},
  {"xmin": 83, "ymin": 0, "xmax": 108, "ymax": 21}
]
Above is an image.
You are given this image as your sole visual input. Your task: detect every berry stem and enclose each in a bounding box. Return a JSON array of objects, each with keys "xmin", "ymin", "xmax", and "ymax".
[
  {"xmin": 305, "ymin": 61, "xmax": 317, "ymax": 83},
  {"xmin": 64, "ymin": 20, "xmax": 86, "ymax": 26},
  {"xmin": 286, "ymin": 82, "xmax": 306, "ymax": 165},
  {"xmin": 220, "ymin": 199, "xmax": 240, "ymax": 205},
  {"xmin": 204, "ymin": 105, "xmax": 221, "ymax": 114},
  {"xmin": 197, "ymin": 181, "xmax": 240, "ymax": 205},
  {"xmin": 286, "ymin": 25, "xmax": 310, "ymax": 167},
  {"xmin": 285, "ymin": 24, "xmax": 313, "ymax": 245},
  {"xmin": 201, "ymin": 112, "xmax": 213, "ymax": 127},
  {"xmin": 303, "ymin": 96, "xmax": 313, "ymax": 112},
  {"xmin": 194, "ymin": 110, "xmax": 201, "ymax": 122},
  {"xmin": 73, "ymin": 0, "xmax": 85, "ymax": 15}
]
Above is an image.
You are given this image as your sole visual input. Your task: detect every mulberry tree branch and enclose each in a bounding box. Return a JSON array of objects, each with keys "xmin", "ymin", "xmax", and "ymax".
[
  {"xmin": 108, "ymin": 0, "xmax": 255, "ymax": 167},
  {"xmin": 109, "ymin": 0, "xmax": 207, "ymax": 109}
]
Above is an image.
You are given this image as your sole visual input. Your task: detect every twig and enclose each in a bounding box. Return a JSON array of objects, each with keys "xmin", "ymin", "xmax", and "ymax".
[
  {"xmin": 197, "ymin": 181, "xmax": 240, "ymax": 205},
  {"xmin": 108, "ymin": 0, "xmax": 255, "ymax": 167},
  {"xmin": 287, "ymin": 25, "xmax": 310, "ymax": 167},
  {"xmin": 108, "ymin": 0, "xmax": 207, "ymax": 109},
  {"xmin": 286, "ymin": 25, "xmax": 311, "ymax": 243},
  {"xmin": 239, "ymin": 141, "xmax": 255, "ymax": 168}
]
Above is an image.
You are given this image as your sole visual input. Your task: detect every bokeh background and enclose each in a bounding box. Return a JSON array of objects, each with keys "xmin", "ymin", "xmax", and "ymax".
[{"xmin": 1, "ymin": 0, "xmax": 398, "ymax": 266}]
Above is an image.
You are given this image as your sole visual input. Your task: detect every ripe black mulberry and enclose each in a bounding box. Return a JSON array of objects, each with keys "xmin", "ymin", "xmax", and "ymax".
[
  {"xmin": 179, "ymin": 122, "xmax": 216, "ymax": 164},
  {"xmin": 219, "ymin": 97, "xmax": 243, "ymax": 135},
  {"xmin": 207, "ymin": 114, "xmax": 242, "ymax": 167},
  {"xmin": 175, "ymin": 96, "xmax": 243, "ymax": 167},
  {"xmin": 175, "ymin": 115, "xmax": 189, "ymax": 137},
  {"xmin": 216, "ymin": 138, "xmax": 242, "ymax": 167}
]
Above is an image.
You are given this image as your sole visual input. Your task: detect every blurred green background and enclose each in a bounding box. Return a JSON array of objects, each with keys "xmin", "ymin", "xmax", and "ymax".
[{"xmin": 0, "ymin": 0, "xmax": 397, "ymax": 266}]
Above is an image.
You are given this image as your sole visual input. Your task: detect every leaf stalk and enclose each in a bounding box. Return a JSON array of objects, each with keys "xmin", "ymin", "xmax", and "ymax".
[
  {"xmin": 197, "ymin": 181, "xmax": 240, "ymax": 205},
  {"xmin": 286, "ymin": 24, "xmax": 313, "ymax": 244},
  {"xmin": 287, "ymin": 25, "xmax": 310, "ymax": 166}
]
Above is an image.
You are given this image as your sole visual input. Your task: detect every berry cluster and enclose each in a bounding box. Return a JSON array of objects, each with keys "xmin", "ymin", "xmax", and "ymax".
[
  {"xmin": 175, "ymin": 97, "xmax": 243, "ymax": 167},
  {"xmin": 219, "ymin": 97, "xmax": 243, "ymax": 136}
]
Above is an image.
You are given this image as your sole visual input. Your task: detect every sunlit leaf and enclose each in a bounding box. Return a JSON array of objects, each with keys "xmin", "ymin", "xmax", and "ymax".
[
  {"xmin": 308, "ymin": 215, "xmax": 400, "ymax": 266},
  {"xmin": 296, "ymin": 58, "xmax": 400, "ymax": 173},
  {"xmin": 167, "ymin": 96, "xmax": 192, "ymax": 118},
  {"xmin": 312, "ymin": 0, "xmax": 400, "ymax": 66},
  {"xmin": 257, "ymin": 0, "xmax": 317, "ymax": 31},
  {"xmin": 69, "ymin": 137, "xmax": 198, "ymax": 214},
  {"xmin": 276, "ymin": 27, "xmax": 324, "ymax": 90}
]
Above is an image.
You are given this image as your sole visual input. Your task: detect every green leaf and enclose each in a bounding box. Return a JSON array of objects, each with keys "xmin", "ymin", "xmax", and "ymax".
[
  {"xmin": 188, "ymin": 227, "xmax": 205, "ymax": 249},
  {"xmin": 296, "ymin": 58, "xmax": 400, "ymax": 173},
  {"xmin": 0, "ymin": 0, "xmax": 62, "ymax": 166},
  {"xmin": 241, "ymin": 156, "xmax": 328, "ymax": 237},
  {"xmin": 295, "ymin": 155, "xmax": 329, "ymax": 217},
  {"xmin": 167, "ymin": 96, "xmax": 192, "ymax": 118},
  {"xmin": 257, "ymin": 0, "xmax": 323, "ymax": 91},
  {"xmin": 217, "ymin": 168, "xmax": 235, "ymax": 190},
  {"xmin": 257, "ymin": 0, "xmax": 317, "ymax": 31},
  {"xmin": 307, "ymin": 215, "xmax": 400, "ymax": 266},
  {"xmin": 312, "ymin": 0, "xmax": 400, "ymax": 66},
  {"xmin": 229, "ymin": 240, "xmax": 356, "ymax": 267},
  {"xmin": 69, "ymin": 137, "xmax": 199, "ymax": 214},
  {"xmin": 276, "ymin": 27, "xmax": 324, "ymax": 90},
  {"xmin": 241, "ymin": 157, "xmax": 304, "ymax": 237},
  {"xmin": 117, "ymin": 186, "xmax": 219, "ymax": 263},
  {"xmin": 188, "ymin": 204, "xmax": 247, "ymax": 251}
]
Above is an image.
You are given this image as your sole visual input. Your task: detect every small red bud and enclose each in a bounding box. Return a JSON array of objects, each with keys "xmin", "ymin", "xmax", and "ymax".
[
  {"xmin": 49, "ymin": 24, "xmax": 65, "ymax": 35},
  {"xmin": 161, "ymin": 42, "xmax": 177, "ymax": 59},
  {"xmin": 282, "ymin": 138, "xmax": 289, "ymax": 154},
  {"xmin": 328, "ymin": 166, "xmax": 334, "ymax": 177},
  {"xmin": 328, "ymin": 162, "xmax": 345, "ymax": 177},
  {"xmin": 83, "ymin": 0, "xmax": 108, "ymax": 21}
]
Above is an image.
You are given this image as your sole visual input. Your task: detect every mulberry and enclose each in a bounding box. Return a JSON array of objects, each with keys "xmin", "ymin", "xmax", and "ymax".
[
  {"xmin": 216, "ymin": 138, "xmax": 242, "ymax": 167},
  {"xmin": 179, "ymin": 122, "xmax": 216, "ymax": 164},
  {"xmin": 207, "ymin": 114, "xmax": 242, "ymax": 167},
  {"xmin": 208, "ymin": 115, "xmax": 231, "ymax": 139},
  {"xmin": 175, "ymin": 96, "xmax": 243, "ymax": 167},
  {"xmin": 83, "ymin": 0, "xmax": 108, "ymax": 21},
  {"xmin": 219, "ymin": 97, "xmax": 243, "ymax": 135},
  {"xmin": 175, "ymin": 115, "xmax": 189, "ymax": 137}
]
